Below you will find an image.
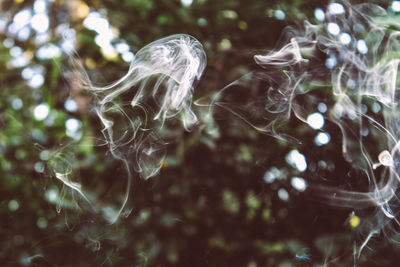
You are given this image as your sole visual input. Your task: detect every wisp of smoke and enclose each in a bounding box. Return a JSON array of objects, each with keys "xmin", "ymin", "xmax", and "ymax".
[
  {"xmin": 58, "ymin": 34, "xmax": 206, "ymax": 223},
  {"xmin": 86, "ymin": 34, "xmax": 205, "ymax": 177},
  {"xmin": 205, "ymin": 1, "xmax": 400, "ymax": 258},
  {"xmin": 53, "ymin": 1, "xmax": 400, "ymax": 259}
]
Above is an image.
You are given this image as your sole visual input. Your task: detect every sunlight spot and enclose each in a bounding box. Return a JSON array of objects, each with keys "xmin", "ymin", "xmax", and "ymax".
[
  {"xmin": 36, "ymin": 44, "xmax": 61, "ymax": 60},
  {"xmin": 10, "ymin": 55, "xmax": 30, "ymax": 68},
  {"xmin": 274, "ymin": 10, "xmax": 285, "ymax": 20},
  {"xmin": 115, "ymin": 42, "xmax": 130, "ymax": 53},
  {"xmin": 218, "ymin": 38, "xmax": 231, "ymax": 51},
  {"xmin": 3, "ymin": 38, "xmax": 15, "ymax": 48},
  {"xmin": 45, "ymin": 188, "xmax": 58, "ymax": 203},
  {"xmin": 34, "ymin": 0, "xmax": 47, "ymax": 13},
  {"xmin": 8, "ymin": 200, "xmax": 19, "ymax": 211},
  {"xmin": 66, "ymin": 118, "xmax": 80, "ymax": 132},
  {"xmin": 76, "ymin": 1, "xmax": 90, "ymax": 19},
  {"xmin": 95, "ymin": 33, "xmax": 114, "ymax": 48},
  {"xmin": 34, "ymin": 103, "xmax": 49, "ymax": 120},
  {"xmin": 278, "ymin": 188, "xmax": 289, "ymax": 202},
  {"xmin": 327, "ymin": 22, "xmax": 340, "ymax": 35},
  {"xmin": 10, "ymin": 46, "xmax": 23, "ymax": 57},
  {"xmin": 28, "ymin": 74, "xmax": 44, "ymax": 88},
  {"xmin": 8, "ymin": 23, "xmax": 19, "ymax": 35},
  {"xmin": 372, "ymin": 102, "xmax": 381, "ymax": 113},
  {"xmin": 349, "ymin": 214, "xmax": 360, "ymax": 228},
  {"xmin": 35, "ymin": 32, "xmax": 51, "ymax": 45},
  {"xmin": 181, "ymin": 0, "xmax": 193, "ymax": 7},
  {"xmin": 66, "ymin": 118, "xmax": 82, "ymax": 140},
  {"xmin": 39, "ymin": 150, "xmax": 51, "ymax": 161},
  {"xmin": 22, "ymin": 68, "xmax": 33, "ymax": 80},
  {"xmin": 325, "ymin": 56, "xmax": 337, "ymax": 69},
  {"xmin": 361, "ymin": 104, "xmax": 368, "ymax": 114},
  {"xmin": 318, "ymin": 102, "xmax": 327, "ymax": 113},
  {"xmin": 392, "ymin": 1, "xmax": 400, "ymax": 12},
  {"xmin": 13, "ymin": 9, "xmax": 31, "ymax": 30},
  {"xmin": 314, "ymin": 8, "xmax": 325, "ymax": 21},
  {"xmin": 291, "ymin": 177, "xmax": 307, "ymax": 192},
  {"xmin": 263, "ymin": 167, "xmax": 281, "ymax": 183},
  {"xmin": 286, "ymin": 150, "xmax": 307, "ymax": 172},
  {"xmin": 83, "ymin": 12, "xmax": 109, "ymax": 33},
  {"xmin": 17, "ymin": 26, "xmax": 31, "ymax": 41},
  {"xmin": 315, "ymin": 132, "xmax": 331, "ymax": 146},
  {"xmin": 307, "ymin": 112, "xmax": 325, "ymax": 129},
  {"xmin": 84, "ymin": 13, "xmax": 118, "ymax": 58},
  {"xmin": 339, "ymin": 32, "xmax": 351, "ymax": 45},
  {"xmin": 221, "ymin": 10, "xmax": 238, "ymax": 20},
  {"xmin": 328, "ymin": 2, "xmax": 345, "ymax": 15},
  {"xmin": 31, "ymin": 13, "xmax": 49, "ymax": 33},
  {"xmin": 197, "ymin": 18, "xmax": 208, "ymax": 27},
  {"xmin": 34, "ymin": 161, "xmax": 45, "ymax": 173},
  {"xmin": 64, "ymin": 98, "xmax": 78, "ymax": 112},
  {"xmin": 101, "ymin": 45, "xmax": 118, "ymax": 60},
  {"xmin": 11, "ymin": 98, "xmax": 23, "ymax": 110},
  {"xmin": 122, "ymin": 51, "xmax": 135, "ymax": 62},
  {"xmin": 357, "ymin": 39, "xmax": 368, "ymax": 54},
  {"xmin": 22, "ymin": 65, "xmax": 44, "ymax": 81}
]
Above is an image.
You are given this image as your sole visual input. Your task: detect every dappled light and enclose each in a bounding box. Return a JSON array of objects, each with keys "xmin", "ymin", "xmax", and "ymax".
[{"xmin": 2, "ymin": 0, "xmax": 400, "ymax": 266}]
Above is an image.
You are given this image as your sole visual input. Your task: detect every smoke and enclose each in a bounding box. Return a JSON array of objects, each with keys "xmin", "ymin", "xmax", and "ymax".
[
  {"xmin": 55, "ymin": 34, "xmax": 206, "ymax": 223},
  {"xmin": 203, "ymin": 0, "xmax": 400, "ymax": 258},
  {"xmin": 85, "ymin": 34, "xmax": 206, "ymax": 177},
  {"xmin": 51, "ymin": 0, "xmax": 400, "ymax": 259}
]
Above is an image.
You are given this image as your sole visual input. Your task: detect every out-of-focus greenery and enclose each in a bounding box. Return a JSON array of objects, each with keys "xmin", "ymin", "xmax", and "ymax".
[{"xmin": 1, "ymin": 0, "xmax": 400, "ymax": 266}]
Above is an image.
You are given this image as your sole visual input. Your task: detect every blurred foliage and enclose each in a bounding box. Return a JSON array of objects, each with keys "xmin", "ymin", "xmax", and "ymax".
[{"xmin": 1, "ymin": 0, "xmax": 400, "ymax": 266}]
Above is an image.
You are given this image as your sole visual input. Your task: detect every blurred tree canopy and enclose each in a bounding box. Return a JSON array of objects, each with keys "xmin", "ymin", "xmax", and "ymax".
[{"xmin": 1, "ymin": 0, "xmax": 400, "ymax": 266}]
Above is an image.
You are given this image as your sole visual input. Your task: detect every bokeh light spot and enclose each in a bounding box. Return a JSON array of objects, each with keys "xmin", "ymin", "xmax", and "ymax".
[
  {"xmin": 307, "ymin": 112, "xmax": 325, "ymax": 130},
  {"xmin": 315, "ymin": 132, "xmax": 331, "ymax": 146},
  {"xmin": 278, "ymin": 188, "xmax": 289, "ymax": 201},
  {"xmin": 291, "ymin": 177, "xmax": 307, "ymax": 192},
  {"xmin": 327, "ymin": 22, "xmax": 340, "ymax": 35},
  {"xmin": 8, "ymin": 200, "xmax": 20, "ymax": 211},
  {"xmin": 328, "ymin": 2, "xmax": 345, "ymax": 15},
  {"xmin": 286, "ymin": 150, "xmax": 307, "ymax": 172},
  {"xmin": 314, "ymin": 8, "xmax": 325, "ymax": 21},
  {"xmin": 31, "ymin": 13, "xmax": 49, "ymax": 33},
  {"xmin": 33, "ymin": 103, "xmax": 49, "ymax": 121}
]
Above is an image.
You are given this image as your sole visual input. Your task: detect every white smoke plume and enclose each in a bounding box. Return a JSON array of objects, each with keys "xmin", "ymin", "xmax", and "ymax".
[
  {"xmin": 55, "ymin": 34, "xmax": 206, "ymax": 223},
  {"xmin": 203, "ymin": 1, "xmax": 400, "ymax": 259},
  {"xmin": 53, "ymin": 1, "xmax": 400, "ymax": 259},
  {"xmin": 85, "ymin": 34, "xmax": 206, "ymax": 178}
]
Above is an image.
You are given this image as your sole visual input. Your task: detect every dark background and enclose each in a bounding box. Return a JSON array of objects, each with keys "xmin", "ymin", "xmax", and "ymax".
[{"xmin": 0, "ymin": 0, "xmax": 399, "ymax": 266}]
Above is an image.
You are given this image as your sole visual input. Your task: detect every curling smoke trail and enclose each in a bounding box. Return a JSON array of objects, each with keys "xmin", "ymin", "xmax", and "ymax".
[
  {"xmin": 56, "ymin": 1, "xmax": 400, "ymax": 257},
  {"xmin": 61, "ymin": 34, "xmax": 206, "ymax": 223},
  {"xmin": 204, "ymin": 1, "xmax": 400, "ymax": 257},
  {"xmin": 85, "ymin": 34, "xmax": 206, "ymax": 178}
]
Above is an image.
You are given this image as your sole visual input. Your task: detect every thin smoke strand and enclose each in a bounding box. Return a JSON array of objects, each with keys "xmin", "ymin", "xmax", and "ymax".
[
  {"xmin": 72, "ymin": 34, "xmax": 206, "ymax": 222},
  {"xmin": 267, "ymin": 2, "xmax": 400, "ymax": 254},
  {"xmin": 55, "ymin": 1, "xmax": 400, "ymax": 256},
  {"xmin": 203, "ymin": 1, "xmax": 400, "ymax": 256}
]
